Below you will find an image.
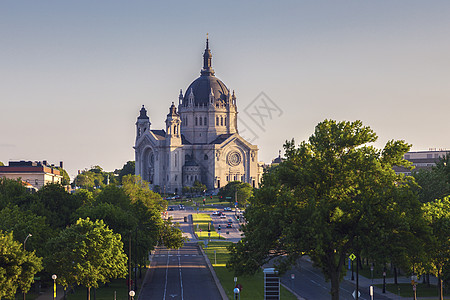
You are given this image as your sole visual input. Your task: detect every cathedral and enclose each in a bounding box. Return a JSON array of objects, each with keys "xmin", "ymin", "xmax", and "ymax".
[{"xmin": 134, "ymin": 38, "xmax": 262, "ymax": 194}]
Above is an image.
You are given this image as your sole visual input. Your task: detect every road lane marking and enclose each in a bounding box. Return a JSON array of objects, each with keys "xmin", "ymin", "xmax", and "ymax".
[
  {"xmin": 178, "ymin": 249, "xmax": 184, "ymax": 300},
  {"xmin": 163, "ymin": 249, "xmax": 170, "ymax": 300}
]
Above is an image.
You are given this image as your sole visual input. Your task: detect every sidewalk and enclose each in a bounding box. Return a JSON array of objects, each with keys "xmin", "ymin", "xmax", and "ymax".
[
  {"xmin": 34, "ymin": 285, "xmax": 65, "ymax": 300},
  {"xmin": 343, "ymin": 269, "xmax": 439, "ymax": 300}
]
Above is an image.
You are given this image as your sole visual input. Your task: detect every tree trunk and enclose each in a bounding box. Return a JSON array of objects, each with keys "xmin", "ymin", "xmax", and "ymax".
[
  {"xmin": 438, "ymin": 273, "xmax": 443, "ymax": 300},
  {"xmin": 330, "ymin": 270, "xmax": 340, "ymax": 300},
  {"xmin": 394, "ymin": 266, "xmax": 398, "ymax": 285},
  {"xmin": 87, "ymin": 287, "xmax": 90, "ymax": 300}
]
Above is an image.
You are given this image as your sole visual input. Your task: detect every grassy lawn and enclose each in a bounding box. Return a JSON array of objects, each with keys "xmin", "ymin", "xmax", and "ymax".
[
  {"xmin": 201, "ymin": 241, "xmax": 297, "ymax": 300},
  {"xmin": 32, "ymin": 278, "xmax": 135, "ymax": 300},
  {"xmin": 375, "ymin": 283, "xmax": 450, "ymax": 298},
  {"xmin": 168, "ymin": 196, "xmax": 234, "ymax": 208},
  {"xmin": 192, "ymin": 213, "xmax": 225, "ymax": 239}
]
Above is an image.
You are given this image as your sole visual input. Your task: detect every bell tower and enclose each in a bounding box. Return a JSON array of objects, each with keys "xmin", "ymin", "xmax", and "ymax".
[{"xmin": 136, "ymin": 105, "xmax": 150, "ymax": 140}]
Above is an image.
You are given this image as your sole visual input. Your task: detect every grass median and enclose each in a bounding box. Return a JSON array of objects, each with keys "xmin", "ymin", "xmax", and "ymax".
[
  {"xmin": 192, "ymin": 213, "xmax": 225, "ymax": 240},
  {"xmin": 201, "ymin": 241, "xmax": 297, "ymax": 300}
]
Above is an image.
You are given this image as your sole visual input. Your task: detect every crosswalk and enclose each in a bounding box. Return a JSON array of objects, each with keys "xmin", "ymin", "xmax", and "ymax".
[{"xmin": 153, "ymin": 254, "xmax": 199, "ymax": 257}]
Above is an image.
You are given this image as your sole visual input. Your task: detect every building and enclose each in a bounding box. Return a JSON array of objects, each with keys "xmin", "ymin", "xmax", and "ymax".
[
  {"xmin": 394, "ymin": 149, "xmax": 449, "ymax": 175},
  {"xmin": 0, "ymin": 160, "xmax": 63, "ymax": 190},
  {"xmin": 134, "ymin": 38, "xmax": 262, "ymax": 194}
]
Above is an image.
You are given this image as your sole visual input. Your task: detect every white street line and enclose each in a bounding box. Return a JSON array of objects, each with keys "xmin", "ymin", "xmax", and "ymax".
[
  {"xmin": 163, "ymin": 249, "xmax": 170, "ymax": 300},
  {"xmin": 178, "ymin": 249, "xmax": 184, "ymax": 300}
]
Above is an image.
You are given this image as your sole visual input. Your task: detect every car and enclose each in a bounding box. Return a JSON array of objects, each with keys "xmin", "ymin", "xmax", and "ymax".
[
  {"xmin": 220, "ymin": 214, "xmax": 227, "ymax": 219},
  {"xmin": 168, "ymin": 207, "xmax": 174, "ymax": 211},
  {"xmin": 226, "ymin": 222, "xmax": 232, "ymax": 228},
  {"xmin": 212, "ymin": 211, "xmax": 220, "ymax": 216},
  {"xmin": 178, "ymin": 204, "xmax": 185, "ymax": 210},
  {"xmin": 223, "ymin": 207, "xmax": 232, "ymax": 211}
]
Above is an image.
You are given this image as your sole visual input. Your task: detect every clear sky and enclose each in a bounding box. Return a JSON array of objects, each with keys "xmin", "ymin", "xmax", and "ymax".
[{"xmin": 1, "ymin": 1, "xmax": 450, "ymax": 178}]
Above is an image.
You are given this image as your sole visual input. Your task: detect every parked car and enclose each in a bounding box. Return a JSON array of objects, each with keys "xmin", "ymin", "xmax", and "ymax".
[
  {"xmin": 223, "ymin": 207, "xmax": 232, "ymax": 211},
  {"xmin": 168, "ymin": 207, "xmax": 174, "ymax": 211},
  {"xmin": 212, "ymin": 211, "xmax": 220, "ymax": 216}
]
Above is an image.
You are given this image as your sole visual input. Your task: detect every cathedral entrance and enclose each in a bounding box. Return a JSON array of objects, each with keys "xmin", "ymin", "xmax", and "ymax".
[{"xmin": 143, "ymin": 148, "xmax": 155, "ymax": 184}]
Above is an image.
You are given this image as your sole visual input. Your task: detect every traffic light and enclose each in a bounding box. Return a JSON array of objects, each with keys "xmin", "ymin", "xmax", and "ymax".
[
  {"xmin": 208, "ymin": 223, "xmax": 211, "ymax": 232},
  {"xmin": 203, "ymin": 198, "xmax": 206, "ymax": 204},
  {"xmin": 218, "ymin": 225, "xmax": 221, "ymax": 230},
  {"xmin": 237, "ymin": 215, "xmax": 240, "ymax": 221}
]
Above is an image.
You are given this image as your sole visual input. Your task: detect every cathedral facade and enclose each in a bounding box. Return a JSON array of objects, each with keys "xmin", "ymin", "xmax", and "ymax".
[{"xmin": 134, "ymin": 39, "xmax": 262, "ymax": 194}]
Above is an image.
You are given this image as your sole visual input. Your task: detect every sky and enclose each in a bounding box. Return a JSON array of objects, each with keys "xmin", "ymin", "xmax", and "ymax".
[{"xmin": 1, "ymin": 1, "xmax": 450, "ymax": 179}]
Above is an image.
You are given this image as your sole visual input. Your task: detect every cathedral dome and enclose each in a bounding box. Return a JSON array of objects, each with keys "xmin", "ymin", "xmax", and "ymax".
[
  {"xmin": 183, "ymin": 75, "xmax": 229, "ymax": 106},
  {"xmin": 182, "ymin": 37, "xmax": 230, "ymax": 106}
]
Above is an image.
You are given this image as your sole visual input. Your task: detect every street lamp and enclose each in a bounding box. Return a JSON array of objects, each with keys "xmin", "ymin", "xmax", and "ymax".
[
  {"xmin": 23, "ymin": 234, "xmax": 32, "ymax": 300},
  {"xmin": 23, "ymin": 233, "xmax": 32, "ymax": 250},
  {"xmin": 52, "ymin": 275, "xmax": 57, "ymax": 300},
  {"xmin": 129, "ymin": 290, "xmax": 135, "ymax": 300}
]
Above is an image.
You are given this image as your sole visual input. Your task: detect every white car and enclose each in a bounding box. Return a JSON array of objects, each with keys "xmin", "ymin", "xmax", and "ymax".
[
  {"xmin": 212, "ymin": 211, "xmax": 220, "ymax": 216},
  {"xmin": 223, "ymin": 207, "xmax": 232, "ymax": 211}
]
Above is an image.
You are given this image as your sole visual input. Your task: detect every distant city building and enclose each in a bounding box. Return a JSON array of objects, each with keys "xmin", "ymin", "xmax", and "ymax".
[
  {"xmin": 0, "ymin": 160, "xmax": 63, "ymax": 190},
  {"xmin": 394, "ymin": 149, "xmax": 449, "ymax": 175},
  {"xmin": 134, "ymin": 38, "xmax": 262, "ymax": 194}
]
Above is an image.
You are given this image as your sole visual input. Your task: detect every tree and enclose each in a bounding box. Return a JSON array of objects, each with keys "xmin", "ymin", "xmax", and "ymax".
[
  {"xmin": 0, "ymin": 178, "xmax": 30, "ymax": 210},
  {"xmin": 56, "ymin": 167, "xmax": 71, "ymax": 186},
  {"xmin": 0, "ymin": 162, "xmax": 4, "ymax": 166},
  {"xmin": 28, "ymin": 184, "xmax": 81, "ymax": 229},
  {"xmin": 219, "ymin": 181, "xmax": 253, "ymax": 207},
  {"xmin": 0, "ymin": 231, "xmax": 43, "ymax": 299},
  {"xmin": 118, "ymin": 161, "xmax": 135, "ymax": 184},
  {"xmin": 413, "ymin": 167, "xmax": 450, "ymax": 203},
  {"xmin": 46, "ymin": 218, "xmax": 127, "ymax": 300},
  {"xmin": 228, "ymin": 120, "xmax": 420, "ymax": 300},
  {"xmin": 420, "ymin": 197, "xmax": 450, "ymax": 300},
  {"xmin": 0, "ymin": 206, "xmax": 54, "ymax": 258}
]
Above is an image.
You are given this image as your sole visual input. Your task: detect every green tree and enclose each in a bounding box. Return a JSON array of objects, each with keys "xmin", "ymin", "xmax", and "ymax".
[
  {"xmin": 0, "ymin": 178, "xmax": 30, "ymax": 210},
  {"xmin": 0, "ymin": 231, "xmax": 43, "ymax": 299},
  {"xmin": 0, "ymin": 162, "xmax": 4, "ymax": 166},
  {"xmin": 420, "ymin": 197, "xmax": 450, "ymax": 300},
  {"xmin": 413, "ymin": 167, "xmax": 450, "ymax": 203},
  {"xmin": 219, "ymin": 181, "xmax": 253, "ymax": 207},
  {"xmin": 46, "ymin": 218, "xmax": 127, "ymax": 300},
  {"xmin": 0, "ymin": 206, "xmax": 54, "ymax": 258},
  {"xmin": 118, "ymin": 161, "xmax": 135, "ymax": 184},
  {"xmin": 56, "ymin": 167, "xmax": 71, "ymax": 186},
  {"xmin": 28, "ymin": 184, "xmax": 81, "ymax": 229},
  {"xmin": 228, "ymin": 120, "xmax": 420, "ymax": 300}
]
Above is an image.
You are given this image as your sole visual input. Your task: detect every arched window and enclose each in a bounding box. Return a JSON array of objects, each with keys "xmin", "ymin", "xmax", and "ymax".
[
  {"xmin": 220, "ymin": 116, "xmax": 223, "ymax": 126},
  {"xmin": 195, "ymin": 117, "xmax": 198, "ymax": 126},
  {"xmin": 204, "ymin": 117, "xmax": 207, "ymax": 126},
  {"xmin": 199, "ymin": 117, "xmax": 202, "ymax": 126},
  {"xmin": 216, "ymin": 116, "xmax": 219, "ymax": 126},
  {"xmin": 224, "ymin": 117, "xmax": 227, "ymax": 126}
]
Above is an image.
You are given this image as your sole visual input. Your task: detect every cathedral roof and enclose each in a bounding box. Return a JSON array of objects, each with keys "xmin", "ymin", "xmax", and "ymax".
[{"xmin": 182, "ymin": 37, "xmax": 230, "ymax": 106}]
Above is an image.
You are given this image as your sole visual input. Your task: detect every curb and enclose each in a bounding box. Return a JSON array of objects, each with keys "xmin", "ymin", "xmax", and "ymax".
[
  {"xmin": 280, "ymin": 282, "xmax": 306, "ymax": 300},
  {"xmin": 198, "ymin": 243, "xmax": 228, "ymax": 300}
]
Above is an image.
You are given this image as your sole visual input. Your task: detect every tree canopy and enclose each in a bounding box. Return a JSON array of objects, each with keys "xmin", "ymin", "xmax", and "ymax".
[
  {"xmin": 218, "ymin": 181, "xmax": 253, "ymax": 207},
  {"xmin": 228, "ymin": 120, "xmax": 422, "ymax": 300},
  {"xmin": 45, "ymin": 218, "xmax": 127, "ymax": 300},
  {"xmin": 0, "ymin": 230, "xmax": 43, "ymax": 299}
]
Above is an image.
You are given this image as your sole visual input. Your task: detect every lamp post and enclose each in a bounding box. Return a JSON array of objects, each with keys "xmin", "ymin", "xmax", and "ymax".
[
  {"xmin": 52, "ymin": 274, "xmax": 57, "ymax": 300},
  {"xmin": 129, "ymin": 290, "xmax": 135, "ymax": 300},
  {"xmin": 23, "ymin": 234, "xmax": 32, "ymax": 300}
]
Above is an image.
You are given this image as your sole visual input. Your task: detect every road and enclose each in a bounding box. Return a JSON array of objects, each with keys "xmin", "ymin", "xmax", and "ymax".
[
  {"xmin": 280, "ymin": 257, "xmax": 392, "ymax": 300},
  {"xmin": 138, "ymin": 243, "xmax": 222, "ymax": 300}
]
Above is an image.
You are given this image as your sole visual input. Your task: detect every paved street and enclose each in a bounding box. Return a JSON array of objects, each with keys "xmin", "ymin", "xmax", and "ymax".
[{"xmin": 138, "ymin": 243, "xmax": 222, "ymax": 300}]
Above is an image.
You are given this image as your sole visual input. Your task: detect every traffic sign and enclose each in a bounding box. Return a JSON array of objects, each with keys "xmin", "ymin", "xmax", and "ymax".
[
  {"xmin": 352, "ymin": 290, "xmax": 360, "ymax": 299},
  {"xmin": 349, "ymin": 253, "xmax": 356, "ymax": 261}
]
